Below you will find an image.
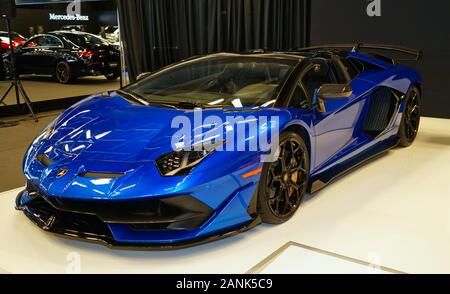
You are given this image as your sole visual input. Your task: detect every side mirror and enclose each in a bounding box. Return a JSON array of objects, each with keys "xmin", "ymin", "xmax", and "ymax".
[
  {"xmin": 315, "ymin": 84, "xmax": 353, "ymax": 112},
  {"xmin": 136, "ymin": 72, "xmax": 151, "ymax": 80}
]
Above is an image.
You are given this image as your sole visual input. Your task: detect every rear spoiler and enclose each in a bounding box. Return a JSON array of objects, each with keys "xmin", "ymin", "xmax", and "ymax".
[{"xmin": 292, "ymin": 43, "xmax": 422, "ymax": 62}]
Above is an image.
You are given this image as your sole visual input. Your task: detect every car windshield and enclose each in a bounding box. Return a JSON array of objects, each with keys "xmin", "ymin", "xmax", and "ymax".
[{"xmin": 125, "ymin": 55, "xmax": 298, "ymax": 108}]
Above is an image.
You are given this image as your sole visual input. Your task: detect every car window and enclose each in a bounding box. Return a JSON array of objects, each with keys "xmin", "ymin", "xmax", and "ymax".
[
  {"xmin": 25, "ymin": 37, "xmax": 44, "ymax": 47},
  {"xmin": 339, "ymin": 57, "xmax": 359, "ymax": 80},
  {"xmin": 126, "ymin": 56, "xmax": 298, "ymax": 108},
  {"xmin": 346, "ymin": 58, "xmax": 364, "ymax": 75},
  {"xmin": 24, "ymin": 36, "xmax": 63, "ymax": 48},
  {"xmin": 331, "ymin": 56, "xmax": 352, "ymax": 83},
  {"xmin": 40, "ymin": 36, "xmax": 63, "ymax": 47},
  {"xmin": 301, "ymin": 60, "xmax": 336, "ymax": 98},
  {"xmin": 289, "ymin": 84, "xmax": 309, "ymax": 109}
]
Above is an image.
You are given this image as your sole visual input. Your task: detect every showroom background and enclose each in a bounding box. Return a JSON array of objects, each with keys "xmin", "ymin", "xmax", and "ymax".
[
  {"xmin": 117, "ymin": 0, "xmax": 310, "ymax": 79},
  {"xmin": 118, "ymin": 0, "xmax": 448, "ymax": 118},
  {"xmin": 5, "ymin": 1, "xmax": 117, "ymax": 36},
  {"xmin": 1, "ymin": 0, "xmax": 447, "ymax": 119},
  {"xmin": 312, "ymin": 0, "xmax": 449, "ymax": 119}
]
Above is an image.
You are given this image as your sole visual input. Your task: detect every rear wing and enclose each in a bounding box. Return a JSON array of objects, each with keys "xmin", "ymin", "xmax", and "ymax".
[{"xmin": 292, "ymin": 43, "xmax": 422, "ymax": 63}]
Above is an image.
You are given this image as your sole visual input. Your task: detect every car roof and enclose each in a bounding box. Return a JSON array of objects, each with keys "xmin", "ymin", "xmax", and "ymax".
[
  {"xmin": 205, "ymin": 49, "xmax": 347, "ymax": 62},
  {"xmin": 50, "ymin": 30, "xmax": 96, "ymax": 36},
  {"xmin": 204, "ymin": 51, "xmax": 306, "ymax": 61}
]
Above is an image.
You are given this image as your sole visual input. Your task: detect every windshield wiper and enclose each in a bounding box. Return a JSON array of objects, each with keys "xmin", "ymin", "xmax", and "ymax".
[
  {"xmin": 167, "ymin": 101, "xmax": 230, "ymax": 109},
  {"xmin": 172, "ymin": 101, "xmax": 203, "ymax": 109},
  {"xmin": 118, "ymin": 90, "xmax": 227, "ymax": 110},
  {"xmin": 116, "ymin": 89, "xmax": 149, "ymax": 106},
  {"xmin": 117, "ymin": 90, "xmax": 180, "ymax": 109}
]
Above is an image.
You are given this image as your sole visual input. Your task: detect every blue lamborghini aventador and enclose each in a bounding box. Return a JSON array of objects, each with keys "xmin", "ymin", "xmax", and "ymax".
[{"xmin": 16, "ymin": 44, "xmax": 422, "ymax": 249}]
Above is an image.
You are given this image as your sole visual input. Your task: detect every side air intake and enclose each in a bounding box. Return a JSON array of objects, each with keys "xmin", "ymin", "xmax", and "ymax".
[{"xmin": 363, "ymin": 87, "xmax": 398, "ymax": 137}]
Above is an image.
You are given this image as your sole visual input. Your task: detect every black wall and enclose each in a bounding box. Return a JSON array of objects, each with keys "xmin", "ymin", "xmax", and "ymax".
[
  {"xmin": 311, "ymin": 0, "xmax": 450, "ymax": 119},
  {"xmin": 118, "ymin": 0, "xmax": 310, "ymax": 80},
  {"xmin": 0, "ymin": 1, "xmax": 117, "ymax": 37}
]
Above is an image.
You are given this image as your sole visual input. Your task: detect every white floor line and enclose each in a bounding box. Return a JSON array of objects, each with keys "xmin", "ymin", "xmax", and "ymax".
[{"xmin": 249, "ymin": 241, "xmax": 405, "ymax": 274}]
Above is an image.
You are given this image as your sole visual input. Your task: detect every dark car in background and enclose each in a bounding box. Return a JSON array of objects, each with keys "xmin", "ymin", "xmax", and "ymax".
[
  {"xmin": 2, "ymin": 31, "xmax": 120, "ymax": 84},
  {"xmin": 60, "ymin": 25, "xmax": 86, "ymax": 32}
]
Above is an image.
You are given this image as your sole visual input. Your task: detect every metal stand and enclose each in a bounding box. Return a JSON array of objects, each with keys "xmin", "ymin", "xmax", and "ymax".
[{"xmin": 0, "ymin": 15, "xmax": 37, "ymax": 122}]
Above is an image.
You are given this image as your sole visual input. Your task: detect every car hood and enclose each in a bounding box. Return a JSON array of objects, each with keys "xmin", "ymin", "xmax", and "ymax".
[{"xmin": 41, "ymin": 92, "xmax": 285, "ymax": 163}]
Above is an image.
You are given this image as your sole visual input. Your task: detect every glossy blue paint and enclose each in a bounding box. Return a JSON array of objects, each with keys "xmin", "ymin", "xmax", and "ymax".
[{"xmin": 20, "ymin": 50, "xmax": 422, "ymax": 246}]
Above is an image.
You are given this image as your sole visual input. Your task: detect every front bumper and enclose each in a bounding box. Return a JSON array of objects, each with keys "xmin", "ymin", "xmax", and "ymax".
[{"xmin": 15, "ymin": 183, "xmax": 261, "ymax": 250}]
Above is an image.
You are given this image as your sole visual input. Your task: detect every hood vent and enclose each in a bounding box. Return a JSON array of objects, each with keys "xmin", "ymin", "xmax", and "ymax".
[
  {"xmin": 36, "ymin": 154, "xmax": 53, "ymax": 167},
  {"xmin": 80, "ymin": 172, "xmax": 123, "ymax": 179}
]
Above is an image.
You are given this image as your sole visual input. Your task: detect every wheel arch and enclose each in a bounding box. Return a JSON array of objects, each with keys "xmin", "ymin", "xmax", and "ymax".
[
  {"xmin": 256, "ymin": 123, "xmax": 312, "ymax": 223},
  {"xmin": 282, "ymin": 123, "xmax": 312, "ymax": 167},
  {"xmin": 412, "ymin": 82, "xmax": 422, "ymax": 96},
  {"xmin": 54, "ymin": 58, "xmax": 69, "ymax": 73},
  {"xmin": 55, "ymin": 58, "xmax": 73, "ymax": 67}
]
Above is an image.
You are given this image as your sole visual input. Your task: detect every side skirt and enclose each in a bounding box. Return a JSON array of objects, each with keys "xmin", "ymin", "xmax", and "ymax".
[{"xmin": 307, "ymin": 139, "xmax": 398, "ymax": 194}]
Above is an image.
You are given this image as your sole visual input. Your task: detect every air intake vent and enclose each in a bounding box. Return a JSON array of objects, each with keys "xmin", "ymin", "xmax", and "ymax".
[
  {"xmin": 363, "ymin": 87, "xmax": 398, "ymax": 137},
  {"xmin": 36, "ymin": 154, "xmax": 53, "ymax": 167},
  {"xmin": 80, "ymin": 172, "xmax": 123, "ymax": 179}
]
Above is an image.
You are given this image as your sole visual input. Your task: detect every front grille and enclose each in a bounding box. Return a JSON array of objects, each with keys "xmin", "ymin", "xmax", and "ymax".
[
  {"xmin": 24, "ymin": 182, "xmax": 212, "ymax": 231},
  {"xmin": 23, "ymin": 196, "xmax": 113, "ymax": 240}
]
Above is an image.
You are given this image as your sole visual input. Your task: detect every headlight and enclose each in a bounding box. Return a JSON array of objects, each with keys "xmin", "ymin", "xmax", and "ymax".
[{"xmin": 156, "ymin": 141, "xmax": 223, "ymax": 176}]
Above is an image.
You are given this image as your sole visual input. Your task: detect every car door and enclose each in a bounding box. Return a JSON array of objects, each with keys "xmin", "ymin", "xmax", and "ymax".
[
  {"xmin": 34, "ymin": 35, "xmax": 65, "ymax": 75},
  {"xmin": 18, "ymin": 35, "xmax": 64, "ymax": 75},
  {"xmin": 305, "ymin": 56, "xmax": 368, "ymax": 172},
  {"xmin": 16, "ymin": 36, "xmax": 45, "ymax": 74}
]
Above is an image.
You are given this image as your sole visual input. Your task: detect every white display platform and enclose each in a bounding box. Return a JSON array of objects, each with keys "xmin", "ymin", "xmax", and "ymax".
[
  {"xmin": 255, "ymin": 242, "xmax": 400, "ymax": 274},
  {"xmin": 0, "ymin": 117, "xmax": 449, "ymax": 274}
]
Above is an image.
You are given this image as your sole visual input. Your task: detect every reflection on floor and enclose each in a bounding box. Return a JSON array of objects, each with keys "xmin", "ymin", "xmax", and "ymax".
[
  {"xmin": 0, "ymin": 111, "xmax": 61, "ymax": 191},
  {"xmin": 249, "ymin": 242, "xmax": 403, "ymax": 274},
  {"xmin": 0, "ymin": 117, "xmax": 448, "ymax": 273},
  {"xmin": 0, "ymin": 75, "xmax": 120, "ymax": 105}
]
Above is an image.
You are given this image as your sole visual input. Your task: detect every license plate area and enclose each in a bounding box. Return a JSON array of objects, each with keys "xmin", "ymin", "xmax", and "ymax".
[{"xmin": 108, "ymin": 62, "xmax": 118, "ymax": 68}]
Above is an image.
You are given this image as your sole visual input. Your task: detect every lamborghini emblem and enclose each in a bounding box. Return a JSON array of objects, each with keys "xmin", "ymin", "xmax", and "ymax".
[
  {"xmin": 313, "ymin": 63, "xmax": 321, "ymax": 72},
  {"xmin": 56, "ymin": 168, "xmax": 68, "ymax": 178}
]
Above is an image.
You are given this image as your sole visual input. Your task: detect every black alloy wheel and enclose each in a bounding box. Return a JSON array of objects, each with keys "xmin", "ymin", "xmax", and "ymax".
[
  {"xmin": 104, "ymin": 72, "xmax": 120, "ymax": 80},
  {"xmin": 55, "ymin": 61, "xmax": 73, "ymax": 84},
  {"xmin": 398, "ymin": 86, "xmax": 421, "ymax": 147},
  {"xmin": 258, "ymin": 131, "xmax": 309, "ymax": 224},
  {"xmin": 2, "ymin": 59, "xmax": 12, "ymax": 80}
]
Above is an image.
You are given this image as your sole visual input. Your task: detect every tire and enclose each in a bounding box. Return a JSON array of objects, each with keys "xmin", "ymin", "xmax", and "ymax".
[
  {"xmin": 104, "ymin": 72, "xmax": 120, "ymax": 80},
  {"xmin": 2, "ymin": 59, "xmax": 12, "ymax": 80},
  {"xmin": 398, "ymin": 86, "xmax": 421, "ymax": 147},
  {"xmin": 0, "ymin": 60, "xmax": 5, "ymax": 80},
  {"xmin": 257, "ymin": 131, "xmax": 309, "ymax": 224},
  {"xmin": 55, "ymin": 61, "xmax": 75, "ymax": 84}
]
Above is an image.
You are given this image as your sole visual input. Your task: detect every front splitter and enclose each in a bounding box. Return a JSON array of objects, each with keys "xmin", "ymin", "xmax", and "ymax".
[{"xmin": 15, "ymin": 190, "xmax": 261, "ymax": 250}]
